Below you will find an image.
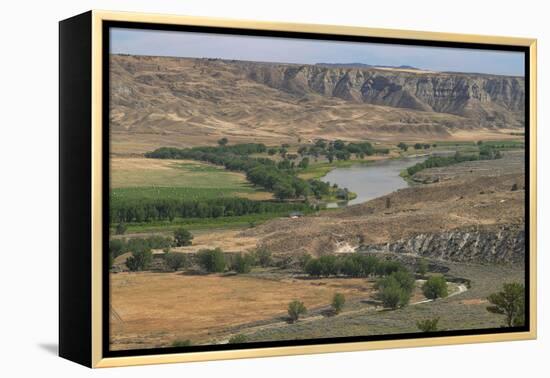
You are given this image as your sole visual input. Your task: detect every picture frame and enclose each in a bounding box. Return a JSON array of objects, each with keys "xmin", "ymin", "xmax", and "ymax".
[{"xmin": 59, "ymin": 10, "xmax": 537, "ymax": 368}]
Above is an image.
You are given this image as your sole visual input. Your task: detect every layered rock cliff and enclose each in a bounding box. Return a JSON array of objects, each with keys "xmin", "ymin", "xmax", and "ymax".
[
  {"xmin": 242, "ymin": 62, "xmax": 525, "ymax": 127},
  {"xmin": 359, "ymin": 225, "xmax": 525, "ymax": 264}
]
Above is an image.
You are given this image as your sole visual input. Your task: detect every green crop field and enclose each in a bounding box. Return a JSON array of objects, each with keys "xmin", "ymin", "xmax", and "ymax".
[
  {"xmin": 111, "ymin": 187, "xmax": 248, "ymax": 201},
  {"xmin": 110, "ymin": 157, "xmax": 272, "ymax": 201}
]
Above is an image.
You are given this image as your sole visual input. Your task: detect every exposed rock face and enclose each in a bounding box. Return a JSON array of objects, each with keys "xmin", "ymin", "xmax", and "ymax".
[
  {"xmin": 359, "ymin": 225, "xmax": 525, "ymax": 264},
  {"xmin": 243, "ymin": 62, "xmax": 525, "ymax": 127}
]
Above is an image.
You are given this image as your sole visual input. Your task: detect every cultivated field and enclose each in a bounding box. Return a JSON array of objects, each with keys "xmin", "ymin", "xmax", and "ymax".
[{"xmin": 111, "ymin": 157, "xmax": 272, "ymax": 200}]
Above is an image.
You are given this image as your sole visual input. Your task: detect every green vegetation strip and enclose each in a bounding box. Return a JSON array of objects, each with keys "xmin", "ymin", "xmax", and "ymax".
[
  {"xmin": 114, "ymin": 212, "xmax": 296, "ymax": 233},
  {"xmin": 404, "ymin": 146, "xmax": 503, "ymax": 177}
]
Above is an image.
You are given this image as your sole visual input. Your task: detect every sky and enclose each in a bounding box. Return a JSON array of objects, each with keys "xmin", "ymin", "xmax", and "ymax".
[{"xmin": 110, "ymin": 28, "xmax": 524, "ymax": 76}]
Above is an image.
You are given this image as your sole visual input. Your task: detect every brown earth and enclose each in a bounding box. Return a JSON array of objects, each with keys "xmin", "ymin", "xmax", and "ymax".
[
  {"xmin": 110, "ymin": 55, "xmax": 524, "ymax": 154},
  {"xmin": 110, "ymin": 272, "xmax": 376, "ymax": 350}
]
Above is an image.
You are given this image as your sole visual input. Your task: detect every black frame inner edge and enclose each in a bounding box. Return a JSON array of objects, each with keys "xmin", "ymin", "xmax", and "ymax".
[{"xmin": 101, "ymin": 20, "xmax": 531, "ymax": 358}]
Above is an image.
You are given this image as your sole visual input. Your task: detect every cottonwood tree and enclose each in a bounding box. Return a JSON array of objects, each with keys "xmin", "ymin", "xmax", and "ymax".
[
  {"xmin": 125, "ymin": 247, "xmax": 153, "ymax": 272},
  {"xmin": 487, "ymin": 283, "xmax": 525, "ymax": 327},
  {"xmin": 422, "ymin": 275, "xmax": 448, "ymax": 300},
  {"xmin": 197, "ymin": 248, "xmax": 226, "ymax": 273}
]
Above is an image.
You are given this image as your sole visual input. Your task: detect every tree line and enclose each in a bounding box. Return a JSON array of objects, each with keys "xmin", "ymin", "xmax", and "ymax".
[
  {"xmin": 110, "ymin": 197, "xmax": 312, "ymax": 223},
  {"xmin": 145, "ymin": 144, "xmax": 335, "ymax": 200},
  {"xmin": 406, "ymin": 148, "xmax": 502, "ymax": 176},
  {"xmin": 303, "ymin": 254, "xmax": 406, "ymax": 278},
  {"xmin": 297, "ymin": 139, "xmax": 389, "ymax": 162}
]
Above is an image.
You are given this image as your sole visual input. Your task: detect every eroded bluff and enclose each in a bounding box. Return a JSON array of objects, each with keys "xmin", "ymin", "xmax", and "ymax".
[{"xmin": 358, "ymin": 225, "xmax": 524, "ymax": 264}]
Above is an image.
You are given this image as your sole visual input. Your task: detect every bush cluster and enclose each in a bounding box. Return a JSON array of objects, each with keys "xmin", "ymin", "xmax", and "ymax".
[
  {"xmin": 304, "ymin": 254, "xmax": 406, "ymax": 278},
  {"xmin": 197, "ymin": 248, "xmax": 226, "ymax": 273},
  {"xmin": 109, "ymin": 235, "xmax": 173, "ymax": 260},
  {"xmin": 375, "ymin": 270, "xmax": 416, "ymax": 309}
]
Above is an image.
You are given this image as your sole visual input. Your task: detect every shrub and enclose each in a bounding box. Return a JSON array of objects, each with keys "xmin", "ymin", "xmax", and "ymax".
[
  {"xmin": 422, "ymin": 275, "xmax": 448, "ymax": 300},
  {"xmin": 115, "ymin": 223, "xmax": 127, "ymax": 235},
  {"xmin": 417, "ymin": 258, "xmax": 428, "ymax": 277},
  {"xmin": 174, "ymin": 228, "xmax": 193, "ymax": 247},
  {"xmin": 109, "ymin": 239, "xmax": 125, "ymax": 258},
  {"xmin": 298, "ymin": 157, "xmax": 310, "ymax": 169},
  {"xmin": 197, "ymin": 248, "xmax": 226, "ymax": 273},
  {"xmin": 164, "ymin": 252, "xmax": 186, "ymax": 271},
  {"xmin": 288, "ymin": 300, "xmax": 307, "ymax": 323},
  {"xmin": 172, "ymin": 339, "xmax": 191, "ymax": 347},
  {"xmin": 487, "ymin": 282, "xmax": 525, "ymax": 327},
  {"xmin": 254, "ymin": 247, "xmax": 272, "ymax": 267},
  {"xmin": 228, "ymin": 334, "xmax": 247, "ymax": 344},
  {"xmin": 125, "ymin": 247, "xmax": 153, "ymax": 272},
  {"xmin": 218, "ymin": 137, "xmax": 229, "ymax": 146},
  {"xmin": 145, "ymin": 235, "xmax": 173, "ymax": 249},
  {"xmin": 416, "ymin": 317, "xmax": 440, "ymax": 332},
  {"xmin": 331, "ymin": 293, "xmax": 346, "ymax": 314},
  {"xmin": 231, "ymin": 253, "xmax": 255, "ymax": 274}
]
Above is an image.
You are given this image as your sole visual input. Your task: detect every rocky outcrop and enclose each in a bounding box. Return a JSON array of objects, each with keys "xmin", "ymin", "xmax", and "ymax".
[
  {"xmin": 358, "ymin": 225, "xmax": 525, "ymax": 264},
  {"xmin": 243, "ymin": 62, "xmax": 525, "ymax": 127}
]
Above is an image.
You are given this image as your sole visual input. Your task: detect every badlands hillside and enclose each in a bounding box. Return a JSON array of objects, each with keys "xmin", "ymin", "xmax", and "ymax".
[{"xmin": 110, "ymin": 54, "xmax": 524, "ymax": 154}]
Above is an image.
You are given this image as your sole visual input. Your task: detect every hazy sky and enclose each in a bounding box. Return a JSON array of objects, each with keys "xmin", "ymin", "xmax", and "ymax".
[{"xmin": 110, "ymin": 28, "xmax": 524, "ymax": 76}]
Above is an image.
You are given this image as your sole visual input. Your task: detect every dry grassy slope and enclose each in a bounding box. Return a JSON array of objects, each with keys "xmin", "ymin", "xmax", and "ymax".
[
  {"xmin": 239, "ymin": 172, "xmax": 525, "ymax": 258},
  {"xmin": 110, "ymin": 55, "xmax": 524, "ymax": 154}
]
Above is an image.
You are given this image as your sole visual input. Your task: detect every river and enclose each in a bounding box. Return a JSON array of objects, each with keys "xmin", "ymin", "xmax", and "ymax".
[{"xmin": 321, "ymin": 156, "xmax": 427, "ymax": 207}]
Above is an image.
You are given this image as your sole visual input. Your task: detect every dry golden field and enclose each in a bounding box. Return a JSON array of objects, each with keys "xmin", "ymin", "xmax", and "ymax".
[{"xmin": 109, "ymin": 272, "xmax": 376, "ymax": 350}]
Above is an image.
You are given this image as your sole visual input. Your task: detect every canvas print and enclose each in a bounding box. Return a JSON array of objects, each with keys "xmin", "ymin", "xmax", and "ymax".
[{"xmin": 107, "ymin": 27, "xmax": 527, "ymax": 352}]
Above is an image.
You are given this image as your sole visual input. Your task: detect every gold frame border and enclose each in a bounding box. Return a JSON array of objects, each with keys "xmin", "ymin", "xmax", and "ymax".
[{"xmin": 90, "ymin": 9, "xmax": 537, "ymax": 368}]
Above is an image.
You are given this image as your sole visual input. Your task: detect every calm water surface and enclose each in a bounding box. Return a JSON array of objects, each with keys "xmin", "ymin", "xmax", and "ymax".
[{"xmin": 321, "ymin": 156, "xmax": 427, "ymax": 207}]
